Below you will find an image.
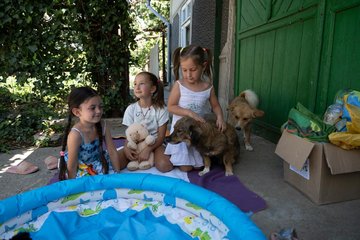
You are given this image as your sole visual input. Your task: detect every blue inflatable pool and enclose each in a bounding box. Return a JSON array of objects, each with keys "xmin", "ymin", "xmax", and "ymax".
[{"xmin": 0, "ymin": 174, "xmax": 266, "ymax": 239}]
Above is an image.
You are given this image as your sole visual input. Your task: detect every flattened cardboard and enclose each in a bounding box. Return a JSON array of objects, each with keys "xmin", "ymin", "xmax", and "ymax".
[
  {"xmin": 276, "ymin": 131, "xmax": 360, "ymax": 204},
  {"xmin": 323, "ymin": 143, "xmax": 360, "ymax": 174},
  {"xmin": 275, "ymin": 131, "xmax": 315, "ymax": 171}
]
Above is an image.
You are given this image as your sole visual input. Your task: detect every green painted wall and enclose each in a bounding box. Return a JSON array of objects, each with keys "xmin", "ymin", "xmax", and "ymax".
[{"xmin": 235, "ymin": 0, "xmax": 360, "ymax": 141}]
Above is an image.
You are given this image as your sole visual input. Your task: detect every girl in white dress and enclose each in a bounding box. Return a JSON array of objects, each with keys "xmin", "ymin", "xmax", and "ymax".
[{"xmin": 165, "ymin": 45, "xmax": 226, "ymax": 172}]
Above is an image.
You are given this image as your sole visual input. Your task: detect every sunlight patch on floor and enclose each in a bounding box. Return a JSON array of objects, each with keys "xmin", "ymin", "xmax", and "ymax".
[{"xmin": 0, "ymin": 148, "xmax": 36, "ymax": 173}]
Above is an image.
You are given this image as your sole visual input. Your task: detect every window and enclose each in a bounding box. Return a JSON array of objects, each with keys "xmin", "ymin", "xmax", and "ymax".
[{"xmin": 180, "ymin": 0, "xmax": 192, "ymax": 47}]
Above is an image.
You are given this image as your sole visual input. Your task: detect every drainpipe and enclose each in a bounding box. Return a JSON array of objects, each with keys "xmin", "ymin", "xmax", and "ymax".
[{"xmin": 146, "ymin": 0, "xmax": 171, "ymax": 86}]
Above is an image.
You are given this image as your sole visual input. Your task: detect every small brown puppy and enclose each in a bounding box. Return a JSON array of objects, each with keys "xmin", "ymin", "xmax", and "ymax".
[
  {"xmin": 228, "ymin": 89, "xmax": 265, "ymax": 151},
  {"xmin": 166, "ymin": 116, "xmax": 240, "ymax": 176}
]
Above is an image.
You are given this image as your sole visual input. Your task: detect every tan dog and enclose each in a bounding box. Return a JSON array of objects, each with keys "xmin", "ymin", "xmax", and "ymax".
[
  {"xmin": 166, "ymin": 116, "xmax": 240, "ymax": 176},
  {"xmin": 228, "ymin": 89, "xmax": 265, "ymax": 151}
]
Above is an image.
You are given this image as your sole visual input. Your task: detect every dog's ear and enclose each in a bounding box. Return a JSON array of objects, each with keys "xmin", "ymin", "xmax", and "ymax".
[
  {"xmin": 239, "ymin": 92, "xmax": 247, "ymax": 100},
  {"xmin": 253, "ymin": 109, "xmax": 265, "ymax": 118},
  {"xmin": 189, "ymin": 125, "xmax": 202, "ymax": 143},
  {"xmin": 227, "ymin": 101, "xmax": 237, "ymax": 112}
]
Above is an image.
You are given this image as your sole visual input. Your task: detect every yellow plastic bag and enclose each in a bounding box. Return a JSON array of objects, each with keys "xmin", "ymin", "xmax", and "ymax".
[{"xmin": 329, "ymin": 103, "xmax": 360, "ymax": 150}]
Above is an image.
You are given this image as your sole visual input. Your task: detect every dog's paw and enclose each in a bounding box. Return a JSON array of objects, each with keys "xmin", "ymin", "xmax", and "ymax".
[
  {"xmin": 245, "ymin": 144, "xmax": 253, "ymax": 151},
  {"xmin": 199, "ymin": 167, "xmax": 210, "ymax": 176},
  {"xmin": 225, "ymin": 171, "xmax": 234, "ymax": 176},
  {"xmin": 208, "ymin": 151, "xmax": 218, "ymax": 156},
  {"xmin": 204, "ymin": 151, "xmax": 214, "ymax": 156}
]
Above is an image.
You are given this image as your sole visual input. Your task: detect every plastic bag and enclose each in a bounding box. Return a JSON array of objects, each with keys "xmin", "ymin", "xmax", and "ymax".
[
  {"xmin": 286, "ymin": 102, "xmax": 335, "ymax": 142},
  {"xmin": 323, "ymin": 103, "xmax": 343, "ymax": 125},
  {"xmin": 342, "ymin": 90, "xmax": 360, "ymax": 121},
  {"xmin": 329, "ymin": 103, "xmax": 360, "ymax": 150}
]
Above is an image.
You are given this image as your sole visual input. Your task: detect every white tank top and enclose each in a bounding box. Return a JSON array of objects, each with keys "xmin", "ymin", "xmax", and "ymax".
[{"xmin": 170, "ymin": 81, "xmax": 212, "ymax": 133}]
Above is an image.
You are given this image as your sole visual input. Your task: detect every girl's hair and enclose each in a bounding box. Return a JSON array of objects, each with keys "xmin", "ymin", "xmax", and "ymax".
[
  {"xmin": 59, "ymin": 86, "xmax": 109, "ymax": 181},
  {"xmin": 136, "ymin": 71, "xmax": 165, "ymax": 108},
  {"xmin": 172, "ymin": 44, "xmax": 213, "ymax": 82}
]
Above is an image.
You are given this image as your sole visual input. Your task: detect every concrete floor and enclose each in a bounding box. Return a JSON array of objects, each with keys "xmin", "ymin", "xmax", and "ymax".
[
  {"xmin": 235, "ymin": 134, "xmax": 360, "ymax": 240},
  {"xmin": 1, "ymin": 130, "xmax": 359, "ymax": 239}
]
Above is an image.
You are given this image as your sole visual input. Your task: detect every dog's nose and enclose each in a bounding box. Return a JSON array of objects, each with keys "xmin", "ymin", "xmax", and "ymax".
[{"xmin": 235, "ymin": 127, "xmax": 242, "ymax": 131}]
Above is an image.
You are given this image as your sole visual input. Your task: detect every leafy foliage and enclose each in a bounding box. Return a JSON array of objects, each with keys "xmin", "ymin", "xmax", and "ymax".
[
  {"xmin": 129, "ymin": 0, "xmax": 169, "ymax": 75},
  {"xmin": 0, "ymin": 81, "xmax": 55, "ymax": 151},
  {"xmin": 0, "ymin": 0, "xmax": 169, "ymax": 151},
  {"xmin": 0, "ymin": 77, "xmax": 84, "ymax": 152},
  {"xmin": 0, "ymin": 0, "xmax": 136, "ymax": 117}
]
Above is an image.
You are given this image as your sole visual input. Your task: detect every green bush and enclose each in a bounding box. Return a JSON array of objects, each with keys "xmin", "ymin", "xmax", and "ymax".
[{"xmin": 0, "ymin": 82, "xmax": 63, "ymax": 152}]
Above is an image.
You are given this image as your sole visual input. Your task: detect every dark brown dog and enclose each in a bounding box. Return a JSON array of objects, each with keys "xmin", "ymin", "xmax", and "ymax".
[
  {"xmin": 228, "ymin": 89, "xmax": 264, "ymax": 151},
  {"xmin": 166, "ymin": 116, "xmax": 240, "ymax": 176}
]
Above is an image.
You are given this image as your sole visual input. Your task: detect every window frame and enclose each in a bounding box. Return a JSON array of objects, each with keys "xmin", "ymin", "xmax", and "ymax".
[{"xmin": 179, "ymin": 0, "xmax": 192, "ymax": 47}]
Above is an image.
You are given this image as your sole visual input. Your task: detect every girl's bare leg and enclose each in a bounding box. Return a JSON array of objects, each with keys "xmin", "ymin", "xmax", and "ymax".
[
  {"xmin": 154, "ymin": 145, "xmax": 173, "ymax": 172},
  {"xmin": 117, "ymin": 148, "xmax": 129, "ymax": 170},
  {"xmin": 178, "ymin": 165, "xmax": 193, "ymax": 172}
]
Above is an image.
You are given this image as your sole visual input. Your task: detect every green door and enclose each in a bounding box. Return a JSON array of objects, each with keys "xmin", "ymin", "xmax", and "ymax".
[
  {"xmin": 235, "ymin": 0, "xmax": 360, "ymax": 141},
  {"xmin": 317, "ymin": 0, "xmax": 360, "ymax": 113}
]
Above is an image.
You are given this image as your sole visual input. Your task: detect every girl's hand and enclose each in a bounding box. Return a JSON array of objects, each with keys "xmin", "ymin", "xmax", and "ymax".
[
  {"xmin": 188, "ymin": 110, "xmax": 205, "ymax": 123},
  {"xmin": 124, "ymin": 146, "xmax": 138, "ymax": 161},
  {"xmin": 138, "ymin": 147, "xmax": 152, "ymax": 162},
  {"xmin": 216, "ymin": 118, "xmax": 227, "ymax": 132}
]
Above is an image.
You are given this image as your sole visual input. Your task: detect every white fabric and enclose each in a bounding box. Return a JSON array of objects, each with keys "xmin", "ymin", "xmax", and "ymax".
[
  {"xmin": 170, "ymin": 81, "xmax": 212, "ymax": 133},
  {"xmin": 166, "ymin": 81, "xmax": 212, "ymax": 167},
  {"xmin": 121, "ymin": 165, "xmax": 189, "ymax": 181},
  {"xmin": 164, "ymin": 142, "xmax": 204, "ymax": 167},
  {"xmin": 116, "ymin": 146, "xmax": 189, "ymax": 181},
  {"xmin": 122, "ymin": 102, "xmax": 169, "ymax": 139}
]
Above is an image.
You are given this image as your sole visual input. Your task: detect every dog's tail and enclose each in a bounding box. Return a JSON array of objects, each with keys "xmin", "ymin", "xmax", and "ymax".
[{"xmin": 241, "ymin": 89, "xmax": 259, "ymax": 108}]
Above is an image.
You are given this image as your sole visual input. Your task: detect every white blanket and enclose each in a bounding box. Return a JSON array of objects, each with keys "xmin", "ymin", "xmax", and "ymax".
[
  {"xmin": 120, "ymin": 167, "xmax": 189, "ymax": 182},
  {"xmin": 117, "ymin": 146, "xmax": 189, "ymax": 182}
]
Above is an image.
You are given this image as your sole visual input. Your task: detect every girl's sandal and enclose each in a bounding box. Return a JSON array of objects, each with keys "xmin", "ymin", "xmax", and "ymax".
[
  {"xmin": 6, "ymin": 161, "xmax": 39, "ymax": 175},
  {"xmin": 44, "ymin": 156, "xmax": 58, "ymax": 170}
]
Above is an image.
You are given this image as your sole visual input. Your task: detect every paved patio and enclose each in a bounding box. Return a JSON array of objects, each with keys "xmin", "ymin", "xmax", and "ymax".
[{"xmin": 1, "ymin": 124, "xmax": 359, "ymax": 239}]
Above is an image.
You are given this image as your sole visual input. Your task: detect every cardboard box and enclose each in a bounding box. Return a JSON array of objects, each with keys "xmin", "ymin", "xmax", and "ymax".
[{"xmin": 275, "ymin": 131, "xmax": 360, "ymax": 205}]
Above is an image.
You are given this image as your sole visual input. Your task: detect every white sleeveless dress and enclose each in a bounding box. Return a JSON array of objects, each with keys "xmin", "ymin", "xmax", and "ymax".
[{"xmin": 165, "ymin": 81, "xmax": 212, "ymax": 167}]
